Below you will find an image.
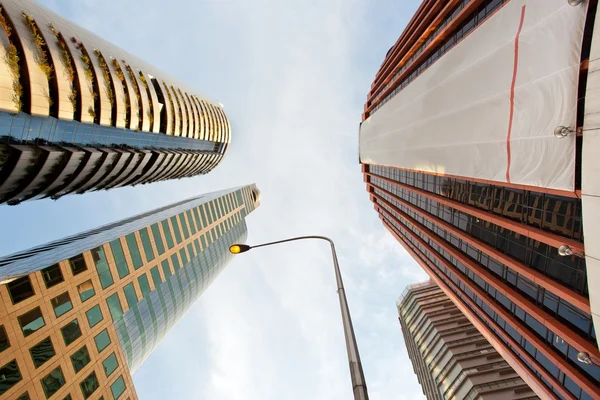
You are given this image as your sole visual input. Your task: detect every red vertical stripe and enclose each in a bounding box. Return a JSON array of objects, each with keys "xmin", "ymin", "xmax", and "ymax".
[{"xmin": 506, "ymin": 5, "xmax": 526, "ymax": 183}]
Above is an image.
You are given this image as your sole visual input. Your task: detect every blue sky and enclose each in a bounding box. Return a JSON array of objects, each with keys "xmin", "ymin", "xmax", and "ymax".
[{"xmin": 0, "ymin": 0, "xmax": 429, "ymax": 398}]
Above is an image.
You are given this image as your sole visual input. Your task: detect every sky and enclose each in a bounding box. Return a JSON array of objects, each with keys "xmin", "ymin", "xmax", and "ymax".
[{"xmin": 0, "ymin": 0, "xmax": 430, "ymax": 399}]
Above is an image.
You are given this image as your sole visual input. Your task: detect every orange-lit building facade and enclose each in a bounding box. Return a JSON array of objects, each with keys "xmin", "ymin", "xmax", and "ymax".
[
  {"xmin": 361, "ymin": 1, "xmax": 600, "ymax": 399},
  {"xmin": 0, "ymin": 185, "xmax": 260, "ymax": 399}
]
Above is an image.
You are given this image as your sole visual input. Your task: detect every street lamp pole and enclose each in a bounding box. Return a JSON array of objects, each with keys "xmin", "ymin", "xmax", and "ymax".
[{"xmin": 230, "ymin": 236, "xmax": 369, "ymax": 400}]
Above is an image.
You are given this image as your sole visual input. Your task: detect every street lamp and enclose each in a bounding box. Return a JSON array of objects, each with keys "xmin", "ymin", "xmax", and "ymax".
[{"xmin": 229, "ymin": 236, "xmax": 369, "ymax": 400}]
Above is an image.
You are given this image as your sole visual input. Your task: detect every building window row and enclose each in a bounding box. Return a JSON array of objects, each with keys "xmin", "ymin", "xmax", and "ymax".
[
  {"xmin": 368, "ymin": 171, "xmax": 588, "ymax": 296},
  {"xmin": 373, "ymin": 186, "xmax": 595, "ymax": 340},
  {"xmin": 386, "ymin": 218, "xmax": 597, "ymax": 400}
]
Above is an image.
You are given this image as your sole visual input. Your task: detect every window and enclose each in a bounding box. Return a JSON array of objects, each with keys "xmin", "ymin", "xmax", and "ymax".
[
  {"xmin": 199, "ymin": 206, "xmax": 208, "ymax": 226},
  {"xmin": 186, "ymin": 210, "xmax": 196, "ymax": 234},
  {"xmin": 86, "ymin": 305, "xmax": 103, "ymax": 328},
  {"xmin": 61, "ymin": 319, "xmax": 82, "ymax": 346},
  {"xmin": 139, "ymin": 228, "xmax": 155, "ymax": 262},
  {"xmin": 187, "ymin": 243, "xmax": 195, "ymax": 258},
  {"xmin": 91, "ymin": 246, "xmax": 113, "ymax": 289},
  {"xmin": 0, "ymin": 325, "xmax": 9, "ymax": 352},
  {"xmin": 151, "ymin": 223, "xmax": 165, "ymax": 254},
  {"xmin": 150, "ymin": 266, "xmax": 162, "ymax": 288},
  {"xmin": 179, "ymin": 249, "xmax": 188, "ymax": 264},
  {"xmin": 40, "ymin": 367, "xmax": 65, "ymax": 399},
  {"xmin": 161, "ymin": 220, "xmax": 174, "ymax": 249},
  {"xmin": 79, "ymin": 371, "xmax": 99, "ymax": 399},
  {"xmin": 77, "ymin": 280, "xmax": 95, "ymax": 302},
  {"xmin": 179, "ymin": 213, "xmax": 190, "ymax": 239},
  {"xmin": 123, "ymin": 283, "xmax": 138, "ymax": 309},
  {"xmin": 94, "ymin": 329, "xmax": 111, "ymax": 353},
  {"xmin": 125, "ymin": 234, "xmax": 143, "ymax": 270},
  {"xmin": 138, "ymin": 274, "xmax": 151, "ymax": 298},
  {"xmin": 194, "ymin": 239, "xmax": 201, "ymax": 254},
  {"xmin": 110, "ymin": 239, "xmax": 130, "ymax": 279},
  {"xmin": 70, "ymin": 345, "xmax": 91, "ymax": 373},
  {"xmin": 63, "ymin": 395, "xmax": 72, "ymax": 400},
  {"xmin": 19, "ymin": 307, "xmax": 45, "ymax": 337},
  {"xmin": 68, "ymin": 254, "xmax": 87, "ymax": 275},
  {"xmin": 30, "ymin": 337, "xmax": 55, "ymax": 368},
  {"xmin": 110, "ymin": 376, "xmax": 126, "ymax": 399},
  {"xmin": 0, "ymin": 359, "xmax": 22, "ymax": 395},
  {"xmin": 102, "ymin": 353, "xmax": 118, "ymax": 377},
  {"xmin": 106, "ymin": 294, "xmax": 123, "ymax": 321},
  {"xmin": 170, "ymin": 216, "xmax": 182, "ymax": 243},
  {"xmin": 7, "ymin": 276, "xmax": 34, "ymax": 304},
  {"xmin": 161, "ymin": 260, "xmax": 172, "ymax": 277},
  {"xmin": 171, "ymin": 254, "xmax": 181, "ymax": 270},
  {"xmin": 41, "ymin": 264, "xmax": 64, "ymax": 288},
  {"xmin": 16, "ymin": 392, "xmax": 29, "ymax": 400},
  {"xmin": 51, "ymin": 292, "xmax": 73, "ymax": 318}
]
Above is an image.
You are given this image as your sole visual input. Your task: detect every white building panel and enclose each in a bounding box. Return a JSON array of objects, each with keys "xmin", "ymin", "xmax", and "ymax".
[{"xmin": 360, "ymin": 0, "xmax": 587, "ymax": 191}]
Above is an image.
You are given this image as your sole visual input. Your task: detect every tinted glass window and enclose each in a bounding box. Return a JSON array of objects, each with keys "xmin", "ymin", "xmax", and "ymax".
[
  {"xmin": 94, "ymin": 330, "xmax": 111, "ymax": 353},
  {"xmin": 0, "ymin": 325, "xmax": 8, "ymax": 352},
  {"xmin": 150, "ymin": 267, "xmax": 162, "ymax": 288},
  {"xmin": 91, "ymin": 247, "xmax": 113, "ymax": 289},
  {"xmin": 51, "ymin": 292, "xmax": 73, "ymax": 318},
  {"xmin": 179, "ymin": 249, "xmax": 188, "ymax": 265},
  {"xmin": 179, "ymin": 213, "xmax": 190, "ymax": 239},
  {"xmin": 86, "ymin": 305, "xmax": 103, "ymax": 328},
  {"xmin": 106, "ymin": 294, "xmax": 123, "ymax": 321},
  {"xmin": 186, "ymin": 210, "xmax": 196, "ymax": 234},
  {"xmin": 161, "ymin": 260, "xmax": 172, "ymax": 277},
  {"xmin": 79, "ymin": 371, "xmax": 99, "ymax": 399},
  {"xmin": 123, "ymin": 283, "xmax": 138, "ymax": 309},
  {"xmin": 0, "ymin": 359, "xmax": 21, "ymax": 396},
  {"xmin": 7, "ymin": 276, "xmax": 34, "ymax": 304},
  {"xmin": 19, "ymin": 307, "xmax": 45, "ymax": 337},
  {"xmin": 68, "ymin": 254, "xmax": 87, "ymax": 275},
  {"xmin": 77, "ymin": 280, "xmax": 95, "ymax": 302},
  {"xmin": 151, "ymin": 223, "xmax": 165, "ymax": 254},
  {"xmin": 61, "ymin": 319, "xmax": 82, "ymax": 346},
  {"xmin": 110, "ymin": 239, "xmax": 130, "ymax": 279},
  {"xmin": 30, "ymin": 337, "xmax": 55, "ymax": 368},
  {"xmin": 138, "ymin": 274, "xmax": 151, "ymax": 298},
  {"xmin": 102, "ymin": 353, "xmax": 118, "ymax": 377},
  {"xmin": 110, "ymin": 376, "xmax": 126, "ymax": 399},
  {"xmin": 161, "ymin": 220, "xmax": 174, "ymax": 249},
  {"xmin": 170, "ymin": 216, "xmax": 182, "ymax": 243},
  {"xmin": 70, "ymin": 345, "xmax": 91, "ymax": 373},
  {"xmin": 171, "ymin": 254, "xmax": 180, "ymax": 270},
  {"xmin": 125, "ymin": 234, "xmax": 143, "ymax": 270},
  {"xmin": 40, "ymin": 367, "xmax": 65, "ymax": 399},
  {"xmin": 15, "ymin": 392, "xmax": 29, "ymax": 400},
  {"xmin": 41, "ymin": 264, "xmax": 63, "ymax": 288},
  {"xmin": 139, "ymin": 228, "xmax": 155, "ymax": 262}
]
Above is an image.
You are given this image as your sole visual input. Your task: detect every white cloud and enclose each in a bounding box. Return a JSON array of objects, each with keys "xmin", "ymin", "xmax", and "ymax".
[{"xmin": 5, "ymin": 0, "xmax": 428, "ymax": 399}]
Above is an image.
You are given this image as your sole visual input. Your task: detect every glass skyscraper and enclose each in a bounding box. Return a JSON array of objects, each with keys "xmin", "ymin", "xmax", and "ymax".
[
  {"xmin": 0, "ymin": 184, "xmax": 260, "ymax": 399},
  {"xmin": 0, "ymin": 0, "xmax": 231, "ymax": 205},
  {"xmin": 360, "ymin": 1, "xmax": 600, "ymax": 399}
]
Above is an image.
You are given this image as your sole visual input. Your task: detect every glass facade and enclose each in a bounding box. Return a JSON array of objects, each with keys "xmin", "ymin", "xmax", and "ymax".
[
  {"xmin": 367, "ymin": 164, "xmax": 598, "ymax": 400},
  {"xmin": 0, "ymin": 185, "xmax": 259, "ymax": 398}
]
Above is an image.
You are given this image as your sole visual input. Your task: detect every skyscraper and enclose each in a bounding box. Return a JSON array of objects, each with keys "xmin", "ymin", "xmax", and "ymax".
[
  {"xmin": 0, "ymin": 184, "xmax": 260, "ymax": 399},
  {"xmin": 398, "ymin": 281, "xmax": 538, "ymax": 400},
  {"xmin": 0, "ymin": 0, "xmax": 231, "ymax": 205},
  {"xmin": 360, "ymin": 1, "xmax": 600, "ymax": 399}
]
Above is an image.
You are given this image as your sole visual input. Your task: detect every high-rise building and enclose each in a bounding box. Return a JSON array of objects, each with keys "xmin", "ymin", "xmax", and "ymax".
[
  {"xmin": 360, "ymin": 1, "xmax": 600, "ymax": 399},
  {"xmin": 0, "ymin": 184, "xmax": 260, "ymax": 399},
  {"xmin": 398, "ymin": 281, "xmax": 538, "ymax": 400},
  {"xmin": 0, "ymin": 0, "xmax": 231, "ymax": 205}
]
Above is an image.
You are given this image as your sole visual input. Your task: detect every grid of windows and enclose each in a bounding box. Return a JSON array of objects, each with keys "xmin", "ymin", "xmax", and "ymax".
[
  {"xmin": 368, "ymin": 168, "xmax": 588, "ymax": 295},
  {"xmin": 385, "ymin": 216, "xmax": 598, "ymax": 400},
  {"xmin": 0, "ymin": 187, "xmax": 253, "ymax": 398},
  {"xmin": 372, "ymin": 186, "xmax": 595, "ymax": 340}
]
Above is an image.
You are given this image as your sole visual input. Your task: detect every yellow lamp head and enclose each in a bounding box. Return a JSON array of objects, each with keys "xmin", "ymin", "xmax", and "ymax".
[{"xmin": 229, "ymin": 244, "xmax": 251, "ymax": 254}]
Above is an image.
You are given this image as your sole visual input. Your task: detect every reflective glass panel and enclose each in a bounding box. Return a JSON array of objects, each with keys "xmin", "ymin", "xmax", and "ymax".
[
  {"xmin": 79, "ymin": 371, "xmax": 99, "ymax": 399},
  {"xmin": 102, "ymin": 353, "xmax": 118, "ymax": 377},
  {"xmin": 125, "ymin": 233, "xmax": 143, "ymax": 270},
  {"xmin": 30, "ymin": 337, "xmax": 55, "ymax": 368},
  {"xmin": 19, "ymin": 307, "xmax": 45, "ymax": 337},
  {"xmin": 51, "ymin": 292, "xmax": 73, "ymax": 318},
  {"xmin": 94, "ymin": 329, "xmax": 111, "ymax": 353},
  {"xmin": 41, "ymin": 264, "xmax": 63, "ymax": 288},
  {"xmin": 40, "ymin": 367, "xmax": 65, "ymax": 399},
  {"xmin": 61, "ymin": 319, "xmax": 82, "ymax": 346},
  {"xmin": 70, "ymin": 345, "xmax": 90, "ymax": 373},
  {"xmin": 85, "ymin": 305, "xmax": 103, "ymax": 328}
]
